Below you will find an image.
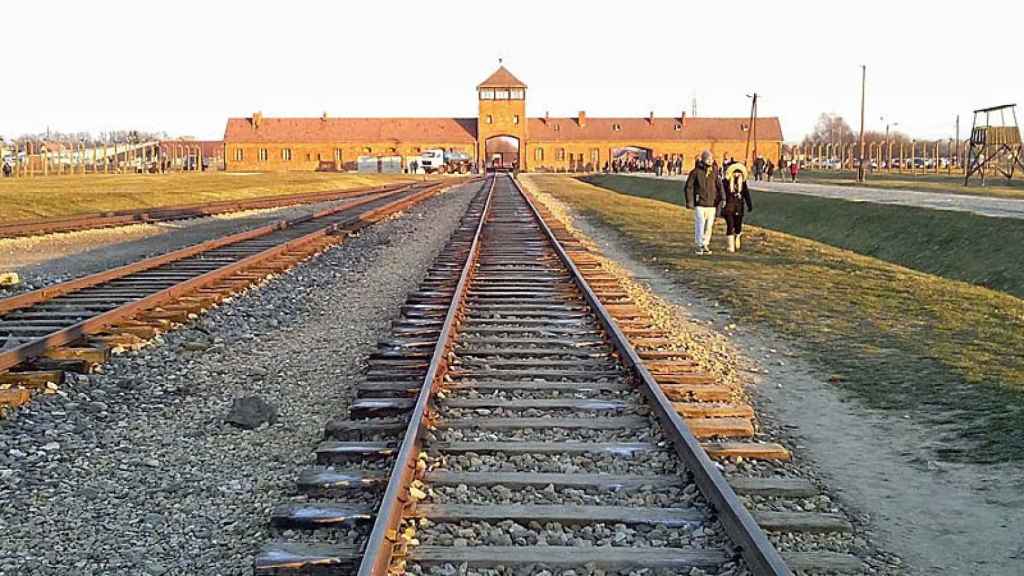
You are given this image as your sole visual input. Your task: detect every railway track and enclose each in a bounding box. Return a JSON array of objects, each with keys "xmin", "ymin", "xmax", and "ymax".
[
  {"xmin": 0, "ymin": 181, "xmax": 423, "ymax": 239},
  {"xmin": 0, "ymin": 179, "xmax": 456, "ymax": 408},
  {"xmin": 254, "ymin": 173, "xmax": 864, "ymax": 576}
]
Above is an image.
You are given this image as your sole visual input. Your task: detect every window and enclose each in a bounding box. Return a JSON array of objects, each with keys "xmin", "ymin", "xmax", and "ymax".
[
  {"xmin": 674, "ymin": 124, "xmax": 682, "ymax": 131},
  {"xmin": 535, "ymin": 148, "xmax": 544, "ymax": 161},
  {"xmin": 363, "ymin": 146, "xmax": 372, "ymax": 154},
  {"xmin": 486, "ymin": 115, "xmax": 493, "ymax": 124},
  {"xmin": 479, "ymin": 89, "xmax": 495, "ymax": 100},
  {"xmin": 258, "ymin": 148, "xmax": 268, "ymax": 162},
  {"xmin": 553, "ymin": 124, "xmax": 560, "ymax": 132},
  {"xmin": 334, "ymin": 148, "xmax": 342, "ymax": 161},
  {"xmin": 557, "ymin": 148, "xmax": 566, "ymax": 161},
  {"xmin": 233, "ymin": 148, "xmax": 243, "ymax": 162},
  {"xmin": 282, "ymin": 148, "xmax": 292, "ymax": 161},
  {"xmin": 495, "ymin": 89, "xmax": 510, "ymax": 100},
  {"xmin": 513, "ymin": 115, "xmax": 519, "ymax": 125},
  {"xmin": 591, "ymin": 148, "xmax": 599, "ymax": 163},
  {"xmin": 510, "ymin": 88, "xmax": 525, "ymax": 100},
  {"xmin": 612, "ymin": 123, "xmax": 622, "ymax": 131},
  {"xmin": 306, "ymin": 153, "xmax": 312, "ymax": 161}
]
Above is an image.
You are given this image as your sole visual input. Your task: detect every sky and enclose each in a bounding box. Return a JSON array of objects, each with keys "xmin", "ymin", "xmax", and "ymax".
[{"xmin": 2, "ymin": 0, "xmax": 1022, "ymax": 143}]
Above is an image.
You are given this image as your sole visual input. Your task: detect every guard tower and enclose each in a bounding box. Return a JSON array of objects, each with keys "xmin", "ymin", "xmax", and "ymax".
[
  {"xmin": 964, "ymin": 104, "xmax": 1024, "ymax": 185},
  {"xmin": 477, "ymin": 64, "xmax": 528, "ymax": 171}
]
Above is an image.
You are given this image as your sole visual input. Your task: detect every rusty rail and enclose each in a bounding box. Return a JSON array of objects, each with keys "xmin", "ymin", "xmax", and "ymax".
[
  {"xmin": 512, "ymin": 176, "xmax": 792, "ymax": 575},
  {"xmin": 0, "ymin": 180, "xmax": 454, "ymax": 373},
  {"xmin": 356, "ymin": 174, "xmax": 495, "ymax": 576},
  {"xmin": 0, "ymin": 180, "xmax": 433, "ymax": 238}
]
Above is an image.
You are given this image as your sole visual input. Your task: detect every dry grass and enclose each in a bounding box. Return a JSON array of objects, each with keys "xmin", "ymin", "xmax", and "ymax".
[
  {"xmin": 582, "ymin": 174, "xmax": 1024, "ymax": 299},
  {"xmin": 0, "ymin": 172, "xmax": 426, "ymax": 222},
  {"xmin": 523, "ymin": 174, "xmax": 1024, "ymax": 463}
]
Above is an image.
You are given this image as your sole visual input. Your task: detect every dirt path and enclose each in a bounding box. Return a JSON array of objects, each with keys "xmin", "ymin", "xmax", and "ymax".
[
  {"xmin": 624, "ymin": 173, "xmax": 1024, "ymax": 219},
  {"xmin": 558, "ymin": 199, "xmax": 1024, "ymax": 575}
]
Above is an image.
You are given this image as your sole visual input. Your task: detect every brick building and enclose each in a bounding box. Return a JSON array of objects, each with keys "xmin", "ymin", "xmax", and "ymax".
[{"xmin": 223, "ymin": 66, "xmax": 782, "ymax": 172}]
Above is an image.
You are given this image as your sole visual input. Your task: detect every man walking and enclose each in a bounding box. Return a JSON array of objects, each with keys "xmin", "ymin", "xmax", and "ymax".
[{"xmin": 685, "ymin": 150, "xmax": 723, "ymax": 255}]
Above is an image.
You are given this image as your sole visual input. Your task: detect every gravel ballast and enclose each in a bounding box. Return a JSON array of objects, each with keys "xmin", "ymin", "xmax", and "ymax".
[
  {"xmin": 0, "ymin": 182, "xmax": 479, "ymax": 575},
  {"xmin": 0, "ymin": 193, "xmax": 408, "ymax": 296}
]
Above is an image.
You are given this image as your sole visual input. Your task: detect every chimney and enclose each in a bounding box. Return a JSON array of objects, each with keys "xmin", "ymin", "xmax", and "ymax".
[
  {"xmin": 545, "ymin": 111, "xmax": 550, "ymax": 124},
  {"xmin": 321, "ymin": 111, "xmax": 329, "ymax": 121},
  {"xmin": 252, "ymin": 111, "xmax": 263, "ymax": 129},
  {"xmin": 578, "ymin": 111, "xmax": 586, "ymax": 128},
  {"xmin": 681, "ymin": 111, "xmax": 687, "ymax": 127},
  {"xmin": 649, "ymin": 111, "xmax": 655, "ymax": 125}
]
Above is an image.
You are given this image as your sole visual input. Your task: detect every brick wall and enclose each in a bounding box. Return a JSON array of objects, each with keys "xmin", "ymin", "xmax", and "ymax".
[
  {"xmin": 225, "ymin": 141, "xmax": 475, "ymax": 172},
  {"xmin": 525, "ymin": 140, "xmax": 783, "ymax": 172}
]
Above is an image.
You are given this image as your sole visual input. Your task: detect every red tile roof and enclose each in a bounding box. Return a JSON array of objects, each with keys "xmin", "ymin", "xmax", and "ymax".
[
  {"xmin": 477, "ymin": 66, "xmax": 527, "ymax": 89},
  {"xmin": 527, "ymin": 116, "xmax": 782, "ymax": 142},
  {"xmin": 224, "ymin": 117, "xmax": 478, "ymax": 144}
]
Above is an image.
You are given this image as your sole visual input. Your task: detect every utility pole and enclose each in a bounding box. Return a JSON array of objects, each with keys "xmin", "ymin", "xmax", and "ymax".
[
  {"xmin": 857, "ymin": 65, "xmax": 867, "ymax": 182},
  {"xmin": 744, "ymin": 92, "xmax": 758, "ymax": 166},
  {"xmin": 955, "ymin": 114, "xmax": 960, "ymax": 169}
]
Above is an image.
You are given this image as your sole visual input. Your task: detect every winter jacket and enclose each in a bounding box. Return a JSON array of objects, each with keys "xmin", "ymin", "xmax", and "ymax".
[
  {"xmin": 684, "ymin": 163, "xmax": 724, "ymax": 209},
  {"xmin": 722, "ymin": 178, "xmax": 753, "ymax": 216}
]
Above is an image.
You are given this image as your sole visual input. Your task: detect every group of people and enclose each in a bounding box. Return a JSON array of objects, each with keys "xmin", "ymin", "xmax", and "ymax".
[
  {"xmin": 603, "ymin": 154, "xmax": 687, "ymax": 176},
  {"xmin": 753, "ymin": 156, "xmax": 801, "ymax": 182},
  {"xmin": 684, "ymin": 150, "xmax": 755, "ymax": 255}
]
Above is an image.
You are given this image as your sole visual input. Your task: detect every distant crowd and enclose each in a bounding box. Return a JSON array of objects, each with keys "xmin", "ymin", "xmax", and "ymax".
[{"xmin": 602, "ymin": 153, "xmax": 800, "ymax": 183}]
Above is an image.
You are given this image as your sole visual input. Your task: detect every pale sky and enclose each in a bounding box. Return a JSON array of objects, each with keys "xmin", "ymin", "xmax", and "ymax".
[{"xmin": 3, "ymin": 0, "xmax": 1021, "ymax": 143}]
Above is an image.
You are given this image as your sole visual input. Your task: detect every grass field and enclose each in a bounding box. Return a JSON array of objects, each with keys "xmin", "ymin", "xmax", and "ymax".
[
  {"xmin": 796, "ymin": 169, "xmax": 1024, "ymax": 200},
  {"xmin": 581, "ymin": 174, "xmax": 1024, "ymax": 300},
  {"xmin": 524, "ymin": 174, "xmax": 1024, "ymax": 463},
  {"xmin": 0, "ymin": 172, "xmax": 426, "ymax": 222}
]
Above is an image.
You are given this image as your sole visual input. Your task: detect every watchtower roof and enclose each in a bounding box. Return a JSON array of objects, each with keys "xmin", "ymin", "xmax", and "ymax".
[
  {"xmin": 973, "ymin": 104, "xmax": 1016, "ymax": 114},
  {"xmin": 478, "ymin": 66, "xmax": 527, "ymax": 89}
]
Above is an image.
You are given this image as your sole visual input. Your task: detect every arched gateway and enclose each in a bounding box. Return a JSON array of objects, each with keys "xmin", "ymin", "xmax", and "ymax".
[{"xmin": 484, "ymin": 135, "xmax": 520, "ymax": 170}]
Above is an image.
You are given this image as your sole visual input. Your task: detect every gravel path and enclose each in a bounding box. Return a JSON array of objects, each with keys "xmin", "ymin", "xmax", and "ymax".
[
  {"xmin": 0, "ymin": 194, "xmax": 392, "ymax": 295},
  {"xmin": 0, "ymin": 182, "xmax": 479, "ymax": 575},
  {"xmin": 623, "ymin": 173, "xmax": 1024, "ymax": 219}
]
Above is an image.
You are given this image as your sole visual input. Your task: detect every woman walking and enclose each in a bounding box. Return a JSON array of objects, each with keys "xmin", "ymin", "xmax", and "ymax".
[{"xmin": 723, "ymin": 163, "xmax": 753, "ymax": 252}]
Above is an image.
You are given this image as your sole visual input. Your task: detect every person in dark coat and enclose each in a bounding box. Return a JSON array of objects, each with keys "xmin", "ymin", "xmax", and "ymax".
[
  {"xmin": 723, "ymin": 163, "xmax": 753, "ymax": 252},
  {"xmin": 684, "ymin": 150, "xmax": 724, "ymax": 255}
]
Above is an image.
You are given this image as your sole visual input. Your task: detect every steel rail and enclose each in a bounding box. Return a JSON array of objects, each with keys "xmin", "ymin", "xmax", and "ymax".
[
  {"xmin": 0, "ymin": 186, "xmax": 417, "ymax": 317},
  {"xmin": 510, "ymin": 176, "xmax": 792, "ymax": 576},
  {"xmin": 0, "ymin": 181, "xmax": 425, "ymax": 239},
  {"xmin": 356, "ymin": 174, "xmax": 496, "ymax": 576},
  {"xmin": 0, "ymin": 182, "xmax": 450, "ymax": 373}
]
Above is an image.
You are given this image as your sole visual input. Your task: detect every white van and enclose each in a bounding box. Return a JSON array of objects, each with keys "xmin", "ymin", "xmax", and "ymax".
[{"xmin": 419, "ymin": 149, "xmax": 446, "ymax": 173}]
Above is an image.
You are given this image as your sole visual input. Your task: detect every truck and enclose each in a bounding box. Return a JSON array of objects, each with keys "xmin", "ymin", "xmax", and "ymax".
[{"xmin": 419, "ymin": 149, "xmax": 471, "ymax": 174}]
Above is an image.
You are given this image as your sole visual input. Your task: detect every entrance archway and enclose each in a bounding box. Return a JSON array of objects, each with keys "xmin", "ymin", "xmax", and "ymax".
[{"xmin": 485, "ymin": 135, "xmax": 520, "ymax": 171}]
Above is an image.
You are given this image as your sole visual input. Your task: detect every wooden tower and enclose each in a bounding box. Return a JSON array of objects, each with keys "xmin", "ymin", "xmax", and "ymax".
[{"xmin": 964, "ymin": 104, "xmax": 1024, "ymax": 185}]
